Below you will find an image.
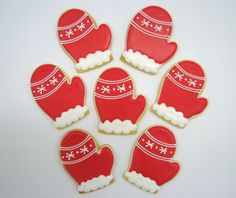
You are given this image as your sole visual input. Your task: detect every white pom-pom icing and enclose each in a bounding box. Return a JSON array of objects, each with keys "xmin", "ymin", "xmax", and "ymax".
[
  {"xmin": 54, "ymin": 105, "xmax": 88, "ymax": 128},
  {"xmin": 76, "ymin": 50, "xmax": 111, "ymax": 71},
  {"xmin": 78, "ymin": 174, "xmax": 113, "ymax": 193},
  {"xmin": 152, "ymin": 103, "xmax": 188, "ymax": 128},
  {"xmin": 99, "ymin": 119, "xmax": 137, "ymax": 134},
  {"xmin": 122, "ymin": 49, "xmax": 160, "ymax": 74},
  {"xmin": 125, "ymin": 171, "xmax": 160, "ymax": 193}
]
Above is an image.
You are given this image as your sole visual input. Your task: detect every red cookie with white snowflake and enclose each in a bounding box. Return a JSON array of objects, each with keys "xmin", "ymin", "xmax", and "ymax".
[
  {"xmin": 30, "ymin": 64, "xmax": 88, "ymax": 128},
  {"xmin": 57, "ymin": 9, "xmax": 112, "ymax": 72},
  {"xmin": 121, "ymin": 6, "xmax": 177, "ymax": 74},
  {"xmin": 151, "ymin": 60, "xmax": 208, "ymax": 127},
  {"xmin": 95, "ymin": 67, "xmax": 146, "ymax": 135},
  {"xmin": 125, "ymin": 126, "xmax": 180, "ymax": 193},
  {"xmin": 59, "ymin": 129, "xmax": 114, "ymax": 193}
]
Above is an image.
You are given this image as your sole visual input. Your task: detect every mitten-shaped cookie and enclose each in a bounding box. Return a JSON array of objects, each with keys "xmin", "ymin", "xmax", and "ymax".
[
  {"xmin": 30, "ymin": 64, "xmax": 88, "ymax": 128},
  {"xmin": 125, "ymin": 126, "xmax": 180, "ymax": 193},
  {"xmin": 121, "ymin": 6, "xmax": 177, "ymax": 74},
  {"xmin": 95, "ymin": 68, "xmax": 146, "ymax": 135},
  {"xmin": 152, "ymin": 61, "xmax": 208, "ymax": 127},
  {"xmin": 60, "ymin": 130, "xmax": 114, "ymax": 193},
  {"xmin": 57, "ymin": 9, "xmax": 112, "ymax": 72}
]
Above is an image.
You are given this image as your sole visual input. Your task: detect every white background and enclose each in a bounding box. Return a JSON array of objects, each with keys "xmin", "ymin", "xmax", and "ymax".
[{"xmin": 0, "ymin": 0, "xmax": 236, "ymax": 197}]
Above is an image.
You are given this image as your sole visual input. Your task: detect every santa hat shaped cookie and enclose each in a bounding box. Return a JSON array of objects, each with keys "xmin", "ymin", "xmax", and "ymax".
[
  {"xmin": 57, "ymin": 9, "xmax": 112, "ymax": 72},
  {"xmin": 121, "ymin": 6, "xmax": 177, "ymax": 74},
  {"xmin": 125, "ymin": 126, "xmax": 180, "ymax": 193},
  {"xmin": 30, "ymin": 64, "xmax": 88, "ymax": 128},
  {"xmin": 152, "ymin": 61, "xmax": 208, "ymax": 127},
  {"xmin": 95, "ymin": 68, "xmax": 146, "ymax": 135},
  {"xmin": 59, "ymin": 130, "xmax": 114, "ymax": 193}
]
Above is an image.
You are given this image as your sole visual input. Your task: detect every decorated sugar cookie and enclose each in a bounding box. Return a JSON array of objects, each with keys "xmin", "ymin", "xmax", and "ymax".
[
  {"xmin": 95, "ymin": 68, "xmax": 146, "ymax": 135},
  {"xmin": 121, "ymin": 6, "xmax": 177, "ymax": 74},
  {"xmin": 151, "ymin": 61, "xmax": 208, "ymax": 127},
  {"xmin": 57, "ymin": 9, "xmax": 112, "ymax": 72},
  {"xmin": 30, "ymin": 64, "xmax": 88, "ymax": 128},
  {"xmin": 59, "ymin": 129, "xmax": 114, "ymax": 193},
  {"xmin": 125, "ymin": 126, "xmax": 180, "ymax": 193}
]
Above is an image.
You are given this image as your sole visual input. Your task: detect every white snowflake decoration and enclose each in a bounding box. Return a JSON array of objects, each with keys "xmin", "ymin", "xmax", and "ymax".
[
  {"xmin": 65, "ymin": 151, "xmax": 75, "ymax": 160},
  {"xmin": 101, "ymin": 85, "xmax": 110, "ymax": 94},
  {"xmin": 188, "ymin": 79, "xmax": 197, "ymax": 87},
  {"xmin": 174, "ymin": 72, "xmax": 184, "ymax": 81},
  {"xmin": 65, "ymin": 29, "xmax": 73, "ymax": 38},
  {"xmin": 141, "ymin": 19, "xmax": 150, "ymax": 27},
  {"xmin": 77, "ymin": 22, "xmax": 85, "ymax": 31},
  {"xmin": 49, "ymin": 76, "xmax": 58, "ymax": 85},
  {"xmin": 154, "ymin": 25, "xmax": 162, "ymax": 32},
  {"xmin": 80, "ymin": 145, "xmax": 89, "ymax": 154},
  {"xmin": 37, "ymin": 85, "xmax": 46, "ymax": 95},
  {"xmin": 117, "ymin": 84, "xmax": 126, "ymax": 93},
  {"xmin": 159, "ymin": 147, "xmax": 167, "ymax": 154},
  {"xmin": 145, "ymin": 140, "xmax": 154, "ymax": 149}
]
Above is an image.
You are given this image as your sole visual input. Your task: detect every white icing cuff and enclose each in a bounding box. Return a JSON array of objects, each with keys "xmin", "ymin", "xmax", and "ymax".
[
  {"xmin": 78, "ymin": 174, "xmax": 113, "ymax": 193},
  {"xmin": 152, "ymin": 103, "xmax": 188, "ymax": 128},
  {"xmin": 125, "ymin": 171, "xmax": 160, "ymax": 193},
  {"xmin": 122, "ymin": 49, "xmax": 160, "ymax": 74},
  {"xmin": 76, "ymin": 50, "xmax": 111, "ymax": 71},
  {"xmin": 54, "ymin": 105, "xmax": 88, "ymax": 128},
  {"xmin": 99, "ymin": 119, "xmax": 137, "ymax": 134}
]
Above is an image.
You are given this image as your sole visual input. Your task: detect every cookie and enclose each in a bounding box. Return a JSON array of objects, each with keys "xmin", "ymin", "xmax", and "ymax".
[
  {"xmin": 57, "ymin": 9, "xmax": 112, "ymax": 72},
  {"xmin": 59, "ymin": 129, "xmax": 114, "ymax": 193},
  {"xmin": 151, "ymin": 60, "xmax": 208, "ymax": 127},
  {"xmin": 30, "ymin": 64, "xmax": 88, "ymax": 128},
  {"xmin": 94, "ymin": 67, "xmax": 146, "ymax": 135},
  {"xmin": 125, "ymin": 126, "xmax": 180, "ymax": 193},
  {"xmin": 121, "ymin": 6, "xmax": 177, "ymax": 74}
]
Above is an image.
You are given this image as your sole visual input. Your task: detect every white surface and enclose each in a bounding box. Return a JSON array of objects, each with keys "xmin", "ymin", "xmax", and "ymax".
[{"xmin": 0, "ymin": 0, "xmax": 236, "ymax": 197}]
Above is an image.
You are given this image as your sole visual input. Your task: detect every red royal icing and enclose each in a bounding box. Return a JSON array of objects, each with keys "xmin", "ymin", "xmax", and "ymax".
[
  {"xmin": 30, "ymin": 64, "xmax": 86, "ymax": 122},
  {"xmin": 95, "ymin": 68, "xmax": 146, "ymax": 124},
  {"xmin": 57, "ymin": 9, "xmax": 111, "ymax": 65},
  {"xmin": 125, "ymin": 6, "xmax": 177, "ymax": 64},
  {"xmin": 128, "ymin": 126, "xmax": 180, "ymax": 186},
  {"xmin": 157, "ymin": 60, "xmax": 208, "ymax": 118},
  {"xmin": 60, "ymin": 130, "xmax": 114, "ymax": 185}
]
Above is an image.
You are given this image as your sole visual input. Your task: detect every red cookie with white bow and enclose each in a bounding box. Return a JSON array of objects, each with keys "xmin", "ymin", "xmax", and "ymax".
[
  {"xmin": 125, "ymin": 126, "xmax": 180, "ymax": 193},
  {"xmin": 30, "ymin": 64, "xmax": 88, "ymax": 128},
  {"xmin": 151, "ymin": 61, "xmax": 208, "ymax": 127},
  {"xmin": 94, "ymin": 68, "xmax": 147, "ymax": 135},
  {"xmin": 121, "ymin": 6, "xmax": 177, "ymax": 74},
  {"xmin": 59, "ymin": 129, "xmax": 114, "ymax": 193},
  {"xmin": 57, "ymin": 9, "xmax": 112, "ymax": 72}
]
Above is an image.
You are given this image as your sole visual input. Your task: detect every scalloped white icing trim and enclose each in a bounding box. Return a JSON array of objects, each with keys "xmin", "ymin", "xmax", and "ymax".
[
  {"xmin": 122, "ymin": 49, "xmax": 160, "ymax": 74},
  {"xmin": 78, "ymin": 174, "xmax": 113, "ymax": 193},
  {"xmin": 99, "ymin": 119, "xmax": 137, "ymax": 134},
  {"xmin": 54, "ymin": 105, "xmax": 88, "ymax": 128},
  {"xmin": 76, "ymin": 50, "xmax": 111, "ymax": 71},
  {"xmin": 152, "ymin": 103, "xmax": 188, "ymax": 128},
  {"xmin": 125, "ymin": 171, "xmax": 160, "ymax": 193}
]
